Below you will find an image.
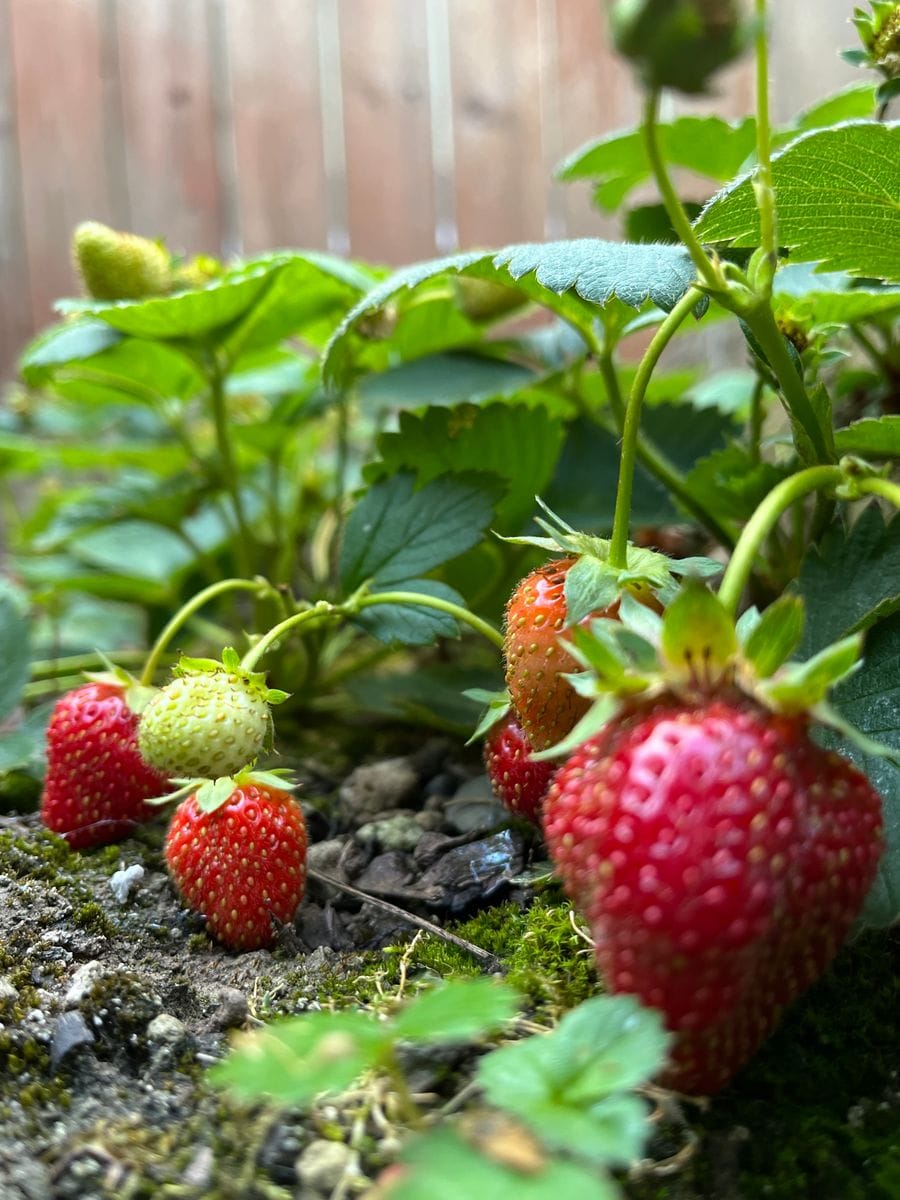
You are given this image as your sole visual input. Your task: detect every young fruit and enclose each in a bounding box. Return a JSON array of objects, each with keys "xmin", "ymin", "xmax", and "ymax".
[
  {"xmin": 41, "ymin": 680, "xmax": 169, "ymax": 850},
  {"xmin": 543, "ymin": 693, "xmax": 883, "ymax": 1094},
  {"xmin": 72, "ymin": 220, "xmax": 173, "ymax": 300},
  {"xmin": 138, "ymin": 652, "xmax": 287, "ymax": 780},
  {"xmin": 165, "ymin": 780, "xmax": 307, "ymax": 951},
  {"xmin": 484, "ymin": 713, "xmax": 557, "ymax": 825}
]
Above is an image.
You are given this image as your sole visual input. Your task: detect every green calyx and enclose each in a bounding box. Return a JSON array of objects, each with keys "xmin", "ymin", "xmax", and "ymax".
[
  {"xmin": 532, "ymin": 579, "xmax": 888, "ymax": 763},
  {"xmin": 502, "ymin": 499, "xmax": 722, "ymax": 625},
  {"xmin": 463, "ymin": 688, "xmax": 512, "ymax": 744},
  {"xmin": 83, "ymin": 654, "xmax": 159, "ymax": 715},
  {"xmin": 154, "ymin": 768, "xmax": 298, "ymax": 815},
  {"xmin": 173, "ymin": 647, "xmax": 290, "ymax": 707}
]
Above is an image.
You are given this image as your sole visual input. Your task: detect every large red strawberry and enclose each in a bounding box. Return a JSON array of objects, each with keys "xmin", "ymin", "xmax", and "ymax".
[
  {"xmin": 541, "ymin": 584, "xmax": 884, "ymax": 1094},
  {"xmin": 165, "ymin": 778, "xmax": 307, "ymax": 951},
  {"xmin": 484, "ymin": 713, "xmax": 557, "ymax": 825},
  {"xmin": 41, "ymin": 679, "xmax": 169, "ymax": 850}
]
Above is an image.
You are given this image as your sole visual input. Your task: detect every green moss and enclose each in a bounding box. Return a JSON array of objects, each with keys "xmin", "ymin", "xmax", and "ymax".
[{"xmin": 72, "ymin": 900, "xmax": 116, "ymax": 937}]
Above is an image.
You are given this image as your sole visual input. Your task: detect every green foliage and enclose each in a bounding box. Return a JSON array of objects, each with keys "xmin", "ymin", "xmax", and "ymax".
[{"xmin": 695, "ymin": 123, "xmax": 900, "ymax": 282}]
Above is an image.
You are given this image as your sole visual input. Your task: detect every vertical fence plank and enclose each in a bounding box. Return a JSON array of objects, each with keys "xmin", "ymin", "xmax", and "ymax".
[
  {"xmin": 770, "ymin": 1, "xmax": 859, "ymax": 122},
  {"xmin": 9, "ymin": 0, "xmax": 121, "ymax": 333},
  {"xmin": 448, "ymin": 0, "xmax": 547, "ymax": 250},
  {"xmin": 0, "ymin": 0, "xmax": 31, "ymax": 382},
  {"xmin": 227, "ymin": 0, "xmax": 328, "ymax": 255},
  {"xmin": 339, "ymin": 0, "xmax": 436, "ymax": 265},
  {"xmin": 116, "ymin": 0, "xmax": 224, "ymax": 256}
]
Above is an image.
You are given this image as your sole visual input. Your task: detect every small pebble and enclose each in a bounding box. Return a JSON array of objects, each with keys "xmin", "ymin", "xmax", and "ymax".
[
  {"xmin": 51, "ymin": 1011, "xmax": 95, "ymax": 1070},
  {"xmin": 209, "ymin": 987, "xmax": 248, "ymax": 1030},
  {"xmin": 296, "ymin": 1140, "xmax": 357, "ymax": 1191},
  {"xmin": 109, "ymin": 863, "xmax": 145, "ymax": 904},
  {"xmin": 146, "ymin": 1013, "xmax": 187, "ymax": 1046},
  {"xmin": 64, "ymin": 960, "xmax": 106, "ymax": 1009}
]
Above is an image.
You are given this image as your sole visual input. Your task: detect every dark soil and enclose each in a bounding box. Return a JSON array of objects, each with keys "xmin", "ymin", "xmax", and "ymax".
[{"xmin": 0, "ymin": 734, "xmax": 897, "ymax": 1200}]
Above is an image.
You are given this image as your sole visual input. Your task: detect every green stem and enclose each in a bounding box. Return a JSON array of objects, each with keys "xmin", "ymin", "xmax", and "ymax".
[
  {"xmin": 858, "ymin": 476, "xmax": 900, "ymax": 507},
  {"xmin": 609, "ymin": 286, "xmax": 705, "ymax": 569},
  {"xmin": 748, "ymin": 377, "xmax": 765, "ymax": 463},
  {"xmin": 140, "ymin": 577, "xmax": 270, "ymax": 685},
  {"xmin": 740, "ymin": 303, "xmax": 832, "ymax": 463},
  {"xmin": 597, "ymin": 350, "xmax": 626, "ymax": 431},
  {"xmin": 357, "ymin": 592, "xmax": 504, "ymax": 649},
  {"xmin": 30, "ymin": 648, "xmax": 151, "ymax": 678},
  {"xmin": 208, "ymin": 356, "xmax": 252, "ymax": 576},
  {"xmin": 240, "ymin": 606, "xmax": 334, "ymax": 672},
  {"xmin": 752, "ymin": 0, "xmax": 777, "ymax": 296},
  {"xmin": 642, "ymin": 90, "xmax": 723, "ymax": 293},
  {"xmin": 718, "ymin": 465, "xmax": 843, "ymax": 615}
]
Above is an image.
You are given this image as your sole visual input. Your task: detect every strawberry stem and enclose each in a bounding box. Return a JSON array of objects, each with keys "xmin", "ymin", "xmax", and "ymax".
[
  {"xmin": 717, "ymin": 465, "xmax": 843, "ymax": 615},
  {"xmin": 858, "ymin": 476, "xmax": 900, "ymax": 508},
  {"xmin": 140, "ymin": 578, "xmax": 273, "ymax": 685},
  {"xmin": 239, "ymin": 605, "xmax": 335, "ymax": 672},
  {"xmin": 751, "ymin": 0, "xmax": 776, "ymax": 299},
  {"xmin": 608, "ymin": 286, "xmax": 705, "ymax": 570}
]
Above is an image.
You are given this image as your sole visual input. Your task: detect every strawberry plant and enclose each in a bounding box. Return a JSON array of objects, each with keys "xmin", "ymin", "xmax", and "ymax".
[{"xmin": 0, "ymin": 1, "xmax": 899, "ymax": 1196}]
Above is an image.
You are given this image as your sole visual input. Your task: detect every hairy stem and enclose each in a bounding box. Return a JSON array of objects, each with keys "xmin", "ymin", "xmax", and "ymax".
[
  {"xmin": 752, "ymin": 0, "xmax": 777, "ymax": 296},
  {"xmin": 718, "ymin": 465, "xmax": 843, "ymax": 615},
  {"xmin": 609, "ymin": 287, "xmax": 705, "ymax": 568}
]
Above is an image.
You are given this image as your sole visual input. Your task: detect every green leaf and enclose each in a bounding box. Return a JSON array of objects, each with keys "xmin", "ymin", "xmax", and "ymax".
[
  {"xmin": 366, "ymin": 404, "xmax": 565, "ymax": 532},
  {"xmin": 773, "ymin": 263, "xmax": 900, "ymax": 327},
  {"xmin": 392, "ymin": 979, "xmax": 519, "ymax": 1043},
  {"xmin": 353, "ymin": 581, "xmax": 465, "ymax": 646},
  {"xmin": 210, "ymin": 1010, "xmax": 389, "ymax": 1104},
  {"xmin": 563, "ymin": 557, "xmax": 622, "ymax": 626},
  {"xmin": 339, "ymin": 471, "xmax": 501, "ymax": 591},
  {"xmin": 75, "ymin": 259, "xmax": 284, "ymax": 339},
  {"xmin": 68, "ymin": 520, "xmax": 196, "ymax": 586},
  {"xmin": 477, "ymin": 994, "xmax": 669, "ymax": 1166},
  {"xmin": 348, "ymin": 664, "xmax": 503, "ymax": 734},
  {"xmin": 694, "ymin": 123, "xmax": 900, "ymax": 282},
  {"xmin": 816, "ymin": 613, "xmax": 900, "ymax": 928},
  {"xmin": 685, "ymin": 445, "xmax": 791, "ymax": 524},
  {"xmin": 324, "ymin": 241, "xmax": 704, "ymax": 388},
  {"xmin": 796, "ymin": 505, "xmax": 900, "ymax": 658},
  {"xmin": 357, "ymin": 352, "xmax": 538, "ymax": 413},
  {"xmin": 557, "ymin": 116, "xmax": 756, "ymax": 211},
  {"xmin": 0, "ymin": 585, "xmax": 31, "ymax": 723},
  {"xmin": 742, "ymin": 595, "xmax": 805, "ymax": 678},
  {"xmin": 791, "ymin": 82, "xmax": 878, "ymax": 133},
  {"xmin": 19, "ymin": 319, "xmax": 123, "ymax": 380},
  {"xmin": 387, "ymin": 1128, "xmax": 619, "ymax": 1200},
  {"xmin": 834, "ymin": 415, "xmax": 900, "ymax": 457},
  {"xmin": 761, "ymin": 635, "xmax": 864, "ymax": 712}
]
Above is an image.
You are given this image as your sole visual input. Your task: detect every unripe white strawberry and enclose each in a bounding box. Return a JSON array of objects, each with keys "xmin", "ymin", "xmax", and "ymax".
[{"xmin": 138, "ymin": 650, "xmax": 287, "ymax": 780}]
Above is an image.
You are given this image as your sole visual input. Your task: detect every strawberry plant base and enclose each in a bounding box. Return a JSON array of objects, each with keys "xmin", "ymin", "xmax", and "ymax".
[{"xmin": 0, "ymin": 746, "xmax": 897, "ymax": 1200}]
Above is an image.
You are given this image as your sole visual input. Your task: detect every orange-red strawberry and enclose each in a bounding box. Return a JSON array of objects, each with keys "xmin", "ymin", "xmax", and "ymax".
[
  {"xmin": 503, "ymin": 557, "xmax": 592, "ymax": 752},
  {"xmin": 543, "ymin": 692, "xmax": 883, "ymax": 1094},
  {"xmin": 165, "ymin": 780, "xmax": 307, "ymax": 951},
  {"xmin": 484, "ymin": 713, "xmax": 557, "ymax": 825},
  {"xmin": 41, "ymin": 681, "xmax": 169, "ymax": 850}
]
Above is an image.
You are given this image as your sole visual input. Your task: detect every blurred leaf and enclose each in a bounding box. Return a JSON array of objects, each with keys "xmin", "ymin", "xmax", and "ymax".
[
  {"xmin": 339, "ymin": 472, "xmax": 501, "ymax": 591},
  {"xmin": 19, "ymin": 319, "xmax": 123, "ymax": 380},
  {"xmin": 685, "ymin": 445, "xmax": 790, "ymax": 523},
  {"xmin": 357, "ymin": 353, "xmax": 538, "ymax": 412},
  {"xmin": 346, "ymin": 664, "xmax": 503, "ymax": 733},
  {"xmin": 0, "ymin": 584, "xmax": 31, "ymax": 722},
  {"xmin": 834, "ymin": 416, "xmax": 900, "ymax": 457},
  {"xmin": 366, "ymin": 404, "xmax": 565, "ymax": 531},
  {"xmin": 773, "ymin": 263, "xmax": 900, "ymax": 327},
  {"xmin": 695, "ymin": 123, "xmax": 900, "ymax": 281},
  {"xmin": 69, "ymin": 520, "xmax": 196, "ymax": 584},
  {"xmin": 392, "ymin": 979, "xmax": 519, "ymax": 1043},
  {"xmin": 796, "ymin": 505, "xmax": 900, "ymax": 658}
]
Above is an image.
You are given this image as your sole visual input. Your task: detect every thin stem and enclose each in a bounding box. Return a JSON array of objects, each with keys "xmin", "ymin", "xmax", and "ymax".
[
  {"xmin": 740, "ymin": 303, "xmax": 832, "ymax": 463},
  {"xmin": 718, "ymin": 465, "xmax": 843, "ymax": 615},
  {"xmin": 207, "ymin": 356, "xmax": 252, "ymax": 576},
  {"xmin": 140, "ymin": 577, "xmax": 269, "ymax": 685},
  {"xmin": 30, "ymin": 648, "xmax": 150, "ymax": 678},
  {"xmin": 609, "ymin": 286, "xmax": 704, "ymax": 568},
  {"xmin": 240, "ymin": 606, "xmax": 334, "ymax": 672},
  {"xmin": 597, "ymin": 350, "xmax": 626, "ymax": 431},
  {"xmin": 357, "ymin": 592, "xmax": 504, "ymax": 650},
  {"xmin": 642, "ymin": 90, "xmax": 723, "ymax": 293},
  {"xmin": 752, "ymin": 0, "xmax": 777, "ymax": 296},
  {"xmin": 858, "ymin": 476, "xmax": 900, "ymax": 508},
  {"xmin": 748, "ymin": 377, "xmax": 765, "ymax": 464}
]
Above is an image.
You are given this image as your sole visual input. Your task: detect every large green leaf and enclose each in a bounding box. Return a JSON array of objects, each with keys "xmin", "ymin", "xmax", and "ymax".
[
  {"xmin": 558, "ymin": 116, "xmax": 756, "ymax": 211},
  {"xmin": 31, "ymin": 337, "xmax": 204, "ymax": 403},
  {"xmin": 365, "ymin": 404, "xmax": 565, "ymax": 531},
  {"xmin": 796, "ymin": 505, "xmax": 900, "ymax": 658},
  {"xmin": 353, "ymin": 580, "xmax": 466, "ymax": 647},
  {"xmin": 339, "ymin": 471, "xmax": 501, "ymax": 591},
  {"xmin": 324, "ymin": 241, "xmax": 704, "ymax": 388},
  {"xmin": 19, "ymin": 319, "xmax": 123, "ymax": 380},
  {"xmin": 817, "ymin": 613, "xmax": 900, "ymax": 928},
  {"xmin": 694, "ymin": 122, "xmax": 900, "ymax": 282},
  {"xmin": 0, "ymin": 432, "xmax": 190, "ymax": 475}
]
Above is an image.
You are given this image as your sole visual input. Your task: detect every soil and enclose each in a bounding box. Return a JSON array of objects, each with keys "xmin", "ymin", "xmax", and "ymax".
[{"xmin": 0, "ymin": 733, "xmax": 898, "ymax": 1200}]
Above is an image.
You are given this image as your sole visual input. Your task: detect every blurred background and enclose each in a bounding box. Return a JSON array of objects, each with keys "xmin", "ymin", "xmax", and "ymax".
[{"xmin": 0, "ymin": 0, "xmax": 858, "ymax": 382}]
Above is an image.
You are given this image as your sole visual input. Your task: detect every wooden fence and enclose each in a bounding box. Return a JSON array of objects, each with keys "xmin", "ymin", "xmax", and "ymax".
[{"xmin": 0, "ymin": 0, "xmax": 858, "ymax": 381}]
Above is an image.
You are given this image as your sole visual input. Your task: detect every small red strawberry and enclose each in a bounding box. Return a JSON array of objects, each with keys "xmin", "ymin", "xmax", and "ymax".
[
  {"xmin": 165, "ymin": 776, "xmax": 307, "ymax": 951},
  {"xmin": 484, "ymin": 713, "xmax": 557, "ymax": 825},
  {"xmin": 41, "ymin": 679, "xmax": 169, "ymax": 850},
  {"xmin": 540, "ymin": 584, "xmax": 885, "ymax": 1093}
]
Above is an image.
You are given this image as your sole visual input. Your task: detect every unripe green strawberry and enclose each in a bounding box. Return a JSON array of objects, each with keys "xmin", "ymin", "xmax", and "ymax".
[
  {"xmin": 138, "ymin": 651, "xmax": 287, "ymax": 780},
  {"xmin": 72, "ymin": 220, "xmax": 172, "ymax": 301}
]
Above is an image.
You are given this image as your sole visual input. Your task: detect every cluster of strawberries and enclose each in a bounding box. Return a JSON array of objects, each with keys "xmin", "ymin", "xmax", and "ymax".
[
  {"xmin": 40, "ymin": 655, "xmax": 307, "ymax": 952},
  {"xmin": 485, "ymin": 555, "xmax": 883, "ymax": 1094}
]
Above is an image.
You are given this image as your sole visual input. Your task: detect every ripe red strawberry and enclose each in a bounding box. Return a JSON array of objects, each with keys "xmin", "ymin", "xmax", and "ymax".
[
  {"xmin": 165, "ymin": 781, "xmax": 307, "ymax": 951},
  {"xmin": 484, "ymin": 713, "xmax": 557, "ymax": 825},
  {"xmin": 41, "ymin": 681, "xmax": 169, "ymax": 850},
  {"xmin": 543, "ymin": 692, "xmax": 883, "ymax": 1093},
  {"xmin": 504, "ymin": 557, "xmax": 591, "ymax": 752}
]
